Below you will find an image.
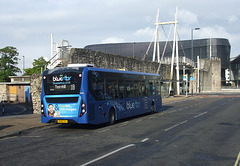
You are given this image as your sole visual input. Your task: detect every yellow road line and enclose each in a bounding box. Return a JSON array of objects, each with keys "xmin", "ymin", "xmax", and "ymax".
[
  {"xmin": 0, "ymin": 136, "xmax": 18, "ymax": 141},
  {"xmin": 234, "ymin": 152, "xmax": 240, "ymax": 166}
]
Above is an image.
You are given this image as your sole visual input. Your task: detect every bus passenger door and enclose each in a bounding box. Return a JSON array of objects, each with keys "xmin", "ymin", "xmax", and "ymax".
[
  {"xmin": 87, "ymin": 98, "xmax": 107, "ymax": 124},
  {"xmin": 97, "ymin": 101, "xmax": 108, "ymax": 121},
  {"xmin": 88, "ymin": 70, "xmax": 107, "ymax": 123}
]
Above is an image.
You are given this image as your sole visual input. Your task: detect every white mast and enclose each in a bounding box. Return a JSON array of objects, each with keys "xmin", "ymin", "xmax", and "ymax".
[
  {"xmin": 152, "ymin": 7, "xmax": 179, "ymax": 95},
  {"xmin": 153, "ymin": 8, "xmax": 159, "ymax": 62},
  {"xmin": 169, "ymin": 7, "xmax": 179, "ymax": 94},
  {"xmin": 175, "ymin": 7, "xmax": 180, "ymax": 95},
  {"xmin": 51, "ymin": 33, "xmax": 54, "ymax": 59}
]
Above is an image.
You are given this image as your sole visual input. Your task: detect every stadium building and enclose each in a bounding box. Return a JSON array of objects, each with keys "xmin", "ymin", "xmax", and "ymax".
[{"xmin": 85, "ymin": 38, "xmax": 231, "ymax": 82}]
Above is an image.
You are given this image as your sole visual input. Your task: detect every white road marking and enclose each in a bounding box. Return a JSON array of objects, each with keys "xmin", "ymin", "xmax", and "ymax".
[
  {"xmin": 80, "ymin": 144, "xmax": 135, "ymax": 166},
  {"xmin": 22, "ymin": 136, "xmax": 41, "ymax": 138},
  {"xmin": 148, "ymin": 116, "xmax": 154, "ymax": 119},
  {"xmin": 97, "ymin": 128, "xmax": 110, "ymax": 133},
  {"xmin": 135, "ymin": 119, "xmax": 143, "ymax": 122},
  {"xmin": 141, "ymin": 138, "xmax": 149, "ymax": 143},
  {"xmin": 118, "ymin": 122, "xmax": 129, "ymax": 127},
  {"xmin": 210, "ymin": 106, "xmax": 218, "ymax": 110},
  {"xmin": 164, "ymin": 120, "xmax": 188, "ymax": 132},
  {"xmin": 157, "ymin": 112, "xmax": 167, "ymax": 117},
  {"xmin": 193, "ymin": 111, "xmax": 208, "ymax": 118}
]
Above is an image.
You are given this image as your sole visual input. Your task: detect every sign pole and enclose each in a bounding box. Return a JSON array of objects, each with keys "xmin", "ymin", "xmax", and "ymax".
[{"xmin": 183, "ymin": 74, "xmax": 188, "ymax": 97}]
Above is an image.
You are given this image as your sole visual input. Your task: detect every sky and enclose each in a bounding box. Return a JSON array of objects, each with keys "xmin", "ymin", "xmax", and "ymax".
[{"xmin": 0, "ymin": 0, "xmax": 240, "ymax": 72}]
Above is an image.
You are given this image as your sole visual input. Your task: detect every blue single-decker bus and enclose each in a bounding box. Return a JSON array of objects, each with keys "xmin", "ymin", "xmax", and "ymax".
[{"xmin": 41, "ymin": 66, "xmax": 162, "ymax": 125}]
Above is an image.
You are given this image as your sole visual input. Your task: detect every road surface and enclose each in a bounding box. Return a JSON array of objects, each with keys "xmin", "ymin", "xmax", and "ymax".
[{"xmin": 0, "ymin": 94, "xmax": 240, "ymax": 166}]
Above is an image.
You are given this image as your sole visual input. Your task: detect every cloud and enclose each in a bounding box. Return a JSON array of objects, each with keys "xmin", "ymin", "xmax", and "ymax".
[
  {"xmin": 227, "ymin": 15, "xmax": 238, "ymax": 23},
  {"xmin": 10, "ymin": 28, "xmax": 30, "ymax": 41},
  {"xmin": 179, "ymin": 25, "xmax": 238, "ymax": 42},
  {"xmin": 178, "ymin": 9, "xmax": 198, "ymax": 25},
  {"xmin": 143, "ymin": 16, "xmax": 153, "ymax": 23},
  {"xmin": 135, "ymin": 27, "xmax": 155, "ymax": 38},
  {"xmin": 0, "ymin": 10, "xmax": 71, "ymax": 24},
  {"xmin": 195, "ymin": 26, "xmax": 233, "ymax": 40},
  {"xmin": 101, "ymin": 37, "xmax": 125, "ymax": 44}
]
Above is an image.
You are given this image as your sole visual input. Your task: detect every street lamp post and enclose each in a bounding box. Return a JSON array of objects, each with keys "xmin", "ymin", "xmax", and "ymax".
[
  {"xmin": 133, "ymin": 42, "xmax": 135, "ymax": 58},
  {"xmin": 22, "ymin": 55, "xmax": 25, "ymax": 75},
  {"xmin": 191, "ymin": 28, "xmax": 200, "ymax": 96}
]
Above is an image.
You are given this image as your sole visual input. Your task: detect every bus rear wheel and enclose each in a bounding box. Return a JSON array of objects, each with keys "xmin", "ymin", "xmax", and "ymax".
[{"xmin": 108, "ymin": 110, "xmax": 115, "ymax": 125}]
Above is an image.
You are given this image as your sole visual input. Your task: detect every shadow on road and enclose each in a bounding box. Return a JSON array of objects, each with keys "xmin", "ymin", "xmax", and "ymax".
[
  {"xmin": 55, "ymin": 105, "xmax": 173, "ymax": 130},
  {"xmin": 0, "ymin": 103, "xmax": 33, "ymax": 117}
]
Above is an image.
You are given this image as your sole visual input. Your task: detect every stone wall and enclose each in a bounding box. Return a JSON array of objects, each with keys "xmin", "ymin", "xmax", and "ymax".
[
  {"xmin": 200, "ymin": 57, "xmax": 221, "ymax": 92},
  {"xmin": 31, "ymin": 74, "xmax": 42, "ymax": 114},
  {"xmin": 0, "ymin": 84, "xmax": 8, "ymax": 102},
  {"xmin": 69, "ymin": 48, "xmax": 171, "ymax": 80}
]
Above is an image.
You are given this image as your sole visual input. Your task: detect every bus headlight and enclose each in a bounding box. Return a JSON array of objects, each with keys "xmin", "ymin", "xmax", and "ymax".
[{"xmin": 82, "ymin": 109, "xmax": 86, "ymax": 114}]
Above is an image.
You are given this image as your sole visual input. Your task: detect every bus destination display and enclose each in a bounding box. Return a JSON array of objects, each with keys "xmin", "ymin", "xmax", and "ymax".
[
  {"xmin": 49, "ymin": 75, "xmax": 76, "ymax": 92},
  {"xmin": 49, "ymin": 84, "xmax": 76, "ymax": 92}
]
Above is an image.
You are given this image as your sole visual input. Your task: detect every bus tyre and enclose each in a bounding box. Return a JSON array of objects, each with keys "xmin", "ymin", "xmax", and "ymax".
[
  {"xmin": 151, "ymin": 103, "xmax": 155, "ymax": 113},
  {"xmin": 108, "ymin": 110, "xmax": 115, "ymax": 125}
]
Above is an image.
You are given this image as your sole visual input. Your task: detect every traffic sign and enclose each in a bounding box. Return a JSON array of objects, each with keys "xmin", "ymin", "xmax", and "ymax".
[{"xmin": 183, "ymin": 74, "xmax": 187, "ymax": 81}]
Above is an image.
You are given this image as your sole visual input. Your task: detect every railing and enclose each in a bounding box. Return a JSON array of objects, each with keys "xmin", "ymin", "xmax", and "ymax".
[
  {"xmin": 160, "ymin": 56, "xmax": 195, "ymax": 67},
  {"xmin": 47, "ymin": 52, "xmax": 62, "ymax": 69},
  {"xmin": 48, "ymin": 40, "xmax": 71, "ymax": 69}
]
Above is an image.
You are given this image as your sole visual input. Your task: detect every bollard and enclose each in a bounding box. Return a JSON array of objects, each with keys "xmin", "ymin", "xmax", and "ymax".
[
  {"xmin": 169, "ymin": 90, "xmax": 174, "ymax": 97},
  {"xmin": 2, "ymin": 101, "xmax": 5, "ymax": 116}
]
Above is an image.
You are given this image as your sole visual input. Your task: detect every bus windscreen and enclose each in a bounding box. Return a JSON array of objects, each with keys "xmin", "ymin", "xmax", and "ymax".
[{"xmin": 43, "ymin": 72, "xmax": 81, "ymax": 95}]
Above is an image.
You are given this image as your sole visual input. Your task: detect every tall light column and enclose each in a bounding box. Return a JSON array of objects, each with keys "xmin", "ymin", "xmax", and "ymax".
[{"xmin": 191, "ymin": 28, "xmax": 200, "ymax": 96}]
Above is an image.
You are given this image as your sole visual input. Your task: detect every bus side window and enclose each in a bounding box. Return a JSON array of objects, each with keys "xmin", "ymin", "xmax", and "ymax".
[
  {"xmin": 134, "ymin": 81, "xmax": 141, "ymax": 97},
  {"xmin": 89, "ymin": 71, "xmax": 105, "ymax": 100},
  {"xmin": 141, "ymin": 81, "xmax": 146, "ymax": 96},
  {"xmin": 156, "ymin": 80, "xmax": 161, "ymax": 95},
  {"xmin": 148, "ymin": 80, "xmax": 155, "ymax": 96},
  {"xmin": 119, "ymin": 80, "xmax": 125, "ymax": 99},
  {"xmin": 151, "ymin": 80, "xmax": 156, "ymax": 95},
  {"xmin": 126, "ymin": 81, "xmax": 134, "ymax": 98},
  {"xmin": 106, "ymin": 80, "xmax": 118, "ymax": 99}
]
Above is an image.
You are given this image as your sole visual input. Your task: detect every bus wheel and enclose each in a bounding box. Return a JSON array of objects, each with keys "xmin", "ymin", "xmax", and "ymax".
[
  {"xmin": 151, "ymin": 102, "xmax": 155, "ymax": 113},
  {"xmin": 108, "ymin": 110, "xmax": 115, "ymax": 125}
]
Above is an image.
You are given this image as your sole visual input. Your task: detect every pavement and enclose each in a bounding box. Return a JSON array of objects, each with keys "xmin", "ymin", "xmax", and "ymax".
[{"xmin": 0, "ymin": 95, "xmax": 193, "ymax": 139}]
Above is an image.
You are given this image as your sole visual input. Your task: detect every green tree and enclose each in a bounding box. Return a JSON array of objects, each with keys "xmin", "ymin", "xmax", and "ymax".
[
  {"xmin": 0, "ymin": 46, "xmax": 21, "ymax": 82},
  {"xmin": 24, "ymin": 56, "xmax": 49, "ymax": 75}
]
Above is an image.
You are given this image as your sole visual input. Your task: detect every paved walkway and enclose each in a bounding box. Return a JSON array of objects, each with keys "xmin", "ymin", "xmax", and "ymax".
[{"xmin": 0, "ymin": 95, "xmax": 189, "ymax": 139}]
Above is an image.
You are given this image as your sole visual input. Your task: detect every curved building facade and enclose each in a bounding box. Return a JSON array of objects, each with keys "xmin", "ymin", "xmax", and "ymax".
[
  {"xmin": 230, "ymin": 54, "xmax": 240, "ymax": 87},
  {"xmin": 85, "ymin": 38, "xmax": 231, "ymax": 69}
]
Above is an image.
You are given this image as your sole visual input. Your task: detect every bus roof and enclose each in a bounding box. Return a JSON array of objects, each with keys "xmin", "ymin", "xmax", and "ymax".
[
  {"xmin": 88, "ymin": 67, "xmax": 160, "ymax": 77},
  {"xmin": 43, "ymin": 66, "xmax": 160, "ymax": 77}
]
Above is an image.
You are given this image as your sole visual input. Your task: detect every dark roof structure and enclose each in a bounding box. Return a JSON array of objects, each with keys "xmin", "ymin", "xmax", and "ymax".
[
  {"xmin": 85, "ymin": 38, "xmax": 231, "ymax": 69},
  {"xmin": 231, "ymin": 54, "xmax": 240, "ymax": 64}
]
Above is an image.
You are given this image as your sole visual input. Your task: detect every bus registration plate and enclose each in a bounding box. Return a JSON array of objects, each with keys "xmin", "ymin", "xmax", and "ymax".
[{"xmin": 57, "ymin": 120, "xmax": 68, "ymax": 123}]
